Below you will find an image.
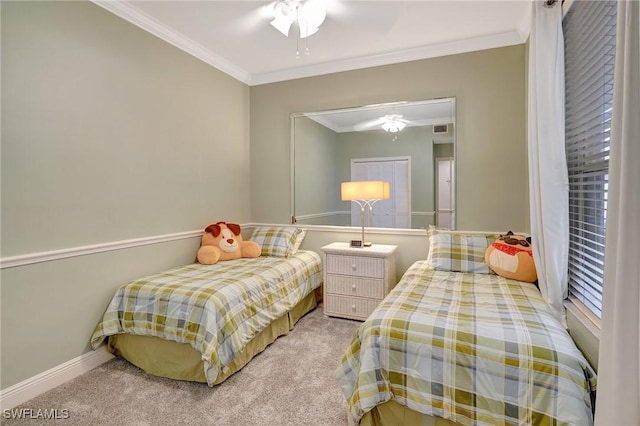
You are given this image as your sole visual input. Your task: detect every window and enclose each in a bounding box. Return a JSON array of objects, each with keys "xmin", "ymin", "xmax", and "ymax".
[{"xmin": 563, "ymin": 1, "xmax": 616, "ymax": 319}]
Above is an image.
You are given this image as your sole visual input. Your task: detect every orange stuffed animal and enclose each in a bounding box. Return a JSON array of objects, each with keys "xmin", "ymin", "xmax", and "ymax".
[
  {"xmin": 197, "ymin": 221, "xmax": 261, "ymax": 265},
  {"xmin": 484, "ymin": 231, "xmax": 537, "ymax": 283}
]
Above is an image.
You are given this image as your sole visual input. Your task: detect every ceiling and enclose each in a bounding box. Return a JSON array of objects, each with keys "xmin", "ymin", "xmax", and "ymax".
[
  {"xmin": 304, "ymin": 98, "xmax": 456, "ymax": 133},
  {"xmin": 93, "ymin": 0, "xmax": 532, "ymax": 86}
]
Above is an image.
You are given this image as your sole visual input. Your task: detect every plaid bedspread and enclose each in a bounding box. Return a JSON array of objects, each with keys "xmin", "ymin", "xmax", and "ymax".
[
  {"xmin": 91, "ymin": 250, "xmax": 322, "ymax": 385},
  {"xmin": 336, "ymin": 261, "xmax": 596, "ymax": 426}
]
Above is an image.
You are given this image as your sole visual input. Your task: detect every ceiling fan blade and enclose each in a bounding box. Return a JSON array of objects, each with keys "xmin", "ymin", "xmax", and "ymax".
[
  {"xmin": 330, "ymin": 2, "xmax": 399, "ymax": 35},
  {"xmin": 232, "ymin": 2, "xmax": 277, "ymax": 34},
  {"xmin": 353, "ymin": 117, "xmax": 386, "ymax": 132}
]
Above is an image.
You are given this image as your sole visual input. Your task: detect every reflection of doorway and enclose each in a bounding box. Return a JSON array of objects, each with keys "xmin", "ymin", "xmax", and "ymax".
[
  {"xmin": 436, "ymin": 157, "xmax": 455, "ymax": 229},
  {"xmin": 350, "ymin": 156, "xmax": 411, "ymax": 228}
]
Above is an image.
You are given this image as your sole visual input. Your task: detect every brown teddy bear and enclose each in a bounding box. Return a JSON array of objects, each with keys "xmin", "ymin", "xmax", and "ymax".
[
  {"xmin": 197, "ymin": 221, "xmax": 261, "ymax": 265},
  {"xmin": 484, "ymin": 231, "xmax": 537, "ymax": 283}
]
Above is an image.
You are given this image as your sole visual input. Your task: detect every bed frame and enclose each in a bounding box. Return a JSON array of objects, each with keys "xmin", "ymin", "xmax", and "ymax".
[{"xmin": 107, "ymin": 290, "xmax": 318, "ymax": 384}]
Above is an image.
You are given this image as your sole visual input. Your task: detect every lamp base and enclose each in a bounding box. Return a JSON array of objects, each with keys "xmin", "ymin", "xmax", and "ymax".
[{"xmin": 350, "ymin": 240, "xmax": 372, "ymax": 248}]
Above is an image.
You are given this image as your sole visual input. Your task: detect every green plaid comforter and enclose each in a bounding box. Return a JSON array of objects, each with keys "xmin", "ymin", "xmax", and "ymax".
[
  {"xmin": 91, "ymin": 250, "xmax": 322, "ymax": 385},
  {"xmin": 336, "ymin": 261, "xmax": 596, "ymax": 426}
]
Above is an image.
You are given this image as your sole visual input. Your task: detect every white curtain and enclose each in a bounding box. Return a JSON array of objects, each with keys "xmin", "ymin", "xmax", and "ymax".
[
  {"xmin": 527, "ymin": 1, "xmax": 568, "ymax": 323},
  {"xmin": 595, "ymin": 1, "xmax": 640, "ymax": 424}
]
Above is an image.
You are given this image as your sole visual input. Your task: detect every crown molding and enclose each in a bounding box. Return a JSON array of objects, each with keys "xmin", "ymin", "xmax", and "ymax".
[
  {"xmin": 92, "ymin": 1, "xmax": 528, "ymax": 87},
  {"xmin": 517, "ymin": 1, "xmax": 533, "ymax": 41},
  {"xmin": 251, "ymin": 30, "xmax": 528, "ymax": 85},
  {"xmin": 91, "ymin": 0, "xmax": 252, "ymax": 85}
]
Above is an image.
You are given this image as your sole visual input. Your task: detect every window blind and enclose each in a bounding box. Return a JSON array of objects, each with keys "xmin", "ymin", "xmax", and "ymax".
[{"xmin": 563, "ymin": 0, "xmax": 616, "ymax": 319}]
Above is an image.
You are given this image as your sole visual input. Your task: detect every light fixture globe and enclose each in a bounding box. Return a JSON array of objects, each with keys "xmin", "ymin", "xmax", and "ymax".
[
  {"xmin": 270, "ymin": 1, "xmax": 296, "ymax": 36},
  {"xmin": 381, "ymin": 115, "xmax": 407, "ymax": 133},
  {"xmin": 270, "ymin": 0, "xmax": 327, "ymax": 39},
  {"xmin": 298, "ymin": 0, "xmax": 327, "ymax": 38}
]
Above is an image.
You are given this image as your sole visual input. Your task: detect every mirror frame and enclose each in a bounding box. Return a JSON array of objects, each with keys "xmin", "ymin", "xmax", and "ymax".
[{"xmin": 290, "ymin": 98, "xmax": 457, "ymax": 231}]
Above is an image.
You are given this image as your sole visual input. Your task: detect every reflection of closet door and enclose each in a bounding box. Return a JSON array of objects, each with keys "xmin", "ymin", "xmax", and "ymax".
[
  {"xmin": 350, "ymin": 157, "xmax": 411, "ymax": 228},
  {"xmin": 436, "ymin": 157, "xmax": 455, "ymax": 229}
]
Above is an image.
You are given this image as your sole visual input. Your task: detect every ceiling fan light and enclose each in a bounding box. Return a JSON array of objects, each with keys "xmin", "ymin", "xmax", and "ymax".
[
  {"xmin": 273, "ymin": 0, "xmax": 295, "ymax": 18},
  {"xmin": 299, "ymin": 0, "xmax": 326, "ymax": 34},
  {"xmin": 271, "ymin": 1, "xmax": 295, "ymax": 36},
  {"xmin": 381, "ymin": 122, "xmax": 399, "ymax": 133},
  {"xmin": 271, "ymin": 15, "xmax": 294, "ymax": 36},
  {"xmin": 298, "ymin": 0, "xmax": 327, "ymax": 28},
  {"xmin": 381, "ymin": 115, "xmax": 407, "ymax": 133}
]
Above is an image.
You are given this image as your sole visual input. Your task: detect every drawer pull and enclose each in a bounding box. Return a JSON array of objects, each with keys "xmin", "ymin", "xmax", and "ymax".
[
  {"xmin": 351, "ymin": 264, "xmax": 357, "ymax": 270},
  {"xmin": 351, "ymin": 304, "xmax": 356, "ymax": 311},
  {"xmin": 351, "ymin": 284, "xmax": 357, "ymax": 290}
]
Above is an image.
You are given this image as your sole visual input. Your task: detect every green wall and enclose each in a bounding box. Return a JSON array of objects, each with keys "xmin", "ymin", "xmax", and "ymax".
[
  {"xmin": 1, "ymin": 1, "xmax": 251, "ymax": 388},
  {"xmin": 293, "ymin": 116, "xmax": 341, "ymax": 224},
  {"xmin": 0, "ymin": 1, "xmax": 532, "ymax": 391},
  {"xmin": 250, "ymin": 45, "xmax": 529, "ymax": 233}
]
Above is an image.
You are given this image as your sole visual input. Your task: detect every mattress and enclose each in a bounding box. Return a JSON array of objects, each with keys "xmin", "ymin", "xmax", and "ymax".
[
  {"xmin": 336, "ymin": 261, "xmax": 596, "ymax": 426},
  {"xmin": 91, "ymin": 250, "xmax": 322, "ymax": 385}
]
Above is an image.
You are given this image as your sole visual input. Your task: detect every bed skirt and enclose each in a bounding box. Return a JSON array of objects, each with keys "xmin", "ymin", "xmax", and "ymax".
[
  {"xmin": 360, "ymin": 401, "xmax": 460, "ymax": 426},
  {"xmin": 107, "ymin": 290, "xmax": 318, "ymax": 384}
]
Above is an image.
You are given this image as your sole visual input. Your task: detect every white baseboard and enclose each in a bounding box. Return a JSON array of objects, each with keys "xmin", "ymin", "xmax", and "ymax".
[{"xmin": 0, "ymin": 347, "xmax": 114, "ymax": 410}]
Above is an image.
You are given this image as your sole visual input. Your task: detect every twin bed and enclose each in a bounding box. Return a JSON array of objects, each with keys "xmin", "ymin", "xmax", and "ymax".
[
  {"xmin": 91, "ymin": 226, "xmax": 321, "ymax": 386},
  {"xmin": 336, "ymin": 228, "xmax": 596, "ymax": 425},
  {"xmin": 91, "ymin": 225, "xmax": 596, "ymax": 425}
]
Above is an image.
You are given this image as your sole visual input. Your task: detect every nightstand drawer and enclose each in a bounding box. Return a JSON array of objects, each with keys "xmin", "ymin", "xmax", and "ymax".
[
  {"xmin": 325, "ymin": 275, "xmax": 385, "ymax": 299},
  {"xmin": 324, "ymin": 295, "xmax": 379, "ymax": 320},
  {"xmin": 325, "ymin": 254, "xmax": 384, "ymax": 278}
]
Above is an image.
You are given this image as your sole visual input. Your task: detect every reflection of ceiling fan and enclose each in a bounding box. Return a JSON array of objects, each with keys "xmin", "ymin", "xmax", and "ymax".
[{"xmin": 354, "ymin": 114, "xmax": 412, "ymax": 133}]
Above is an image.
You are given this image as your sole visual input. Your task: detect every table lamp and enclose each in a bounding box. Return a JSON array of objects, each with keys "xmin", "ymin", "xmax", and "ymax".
[{"xmin": 341, "ymin": 180, "xmax": 390, "ymax": 247}]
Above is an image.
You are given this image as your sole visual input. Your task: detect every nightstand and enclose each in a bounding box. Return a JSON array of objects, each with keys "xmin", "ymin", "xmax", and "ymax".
[{"xmin": 321, "ymin": 242, "xmax": 398, "ymax": 321}]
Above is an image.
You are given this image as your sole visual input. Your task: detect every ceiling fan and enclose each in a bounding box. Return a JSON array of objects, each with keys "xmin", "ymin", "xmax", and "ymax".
[
  {"xmin": 354, "ymin": 114, "xmax": 411, "ymax": 133},
  {"xmin": 250, "ymin": 0, "xmax": 398, "ymax": 57},
  {"xmin": 269, "ymin": 0, "xmax": 327, "ymax": 38}
]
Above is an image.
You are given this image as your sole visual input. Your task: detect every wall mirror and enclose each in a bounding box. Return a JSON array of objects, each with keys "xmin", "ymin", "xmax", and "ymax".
[{"xmin": 291, "ymin": 97, "xmax": 456, "ymax": 230}]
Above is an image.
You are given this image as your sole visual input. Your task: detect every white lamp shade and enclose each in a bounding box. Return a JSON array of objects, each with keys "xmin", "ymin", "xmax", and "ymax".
[{"xmin": 341, "ymin": 181, "xmax": 391, "ymax": 201}]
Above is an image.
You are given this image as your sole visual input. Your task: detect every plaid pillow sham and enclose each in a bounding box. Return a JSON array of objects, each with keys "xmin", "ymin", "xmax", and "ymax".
[
  {"xmin": 425, "ymin": 226, "xmax": 498, "ymax": 274},
  {"xmin": 250, "ymin": 226, "xmax": 306, "ymax": 258}
]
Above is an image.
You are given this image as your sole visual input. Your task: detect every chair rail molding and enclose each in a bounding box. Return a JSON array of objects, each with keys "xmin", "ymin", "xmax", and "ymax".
[{"xmin": 0, "ymin": 230, "xmax": 202, "ymax": 269}]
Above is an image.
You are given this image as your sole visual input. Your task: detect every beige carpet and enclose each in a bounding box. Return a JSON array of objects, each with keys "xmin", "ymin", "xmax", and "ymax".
[{"xmin": 2, "ymin": 307, "xmax": 361, "ymax": 426}]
